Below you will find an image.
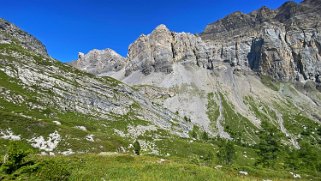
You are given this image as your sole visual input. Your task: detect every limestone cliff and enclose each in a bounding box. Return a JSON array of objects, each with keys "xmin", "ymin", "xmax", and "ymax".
[{"xmin": 201, "ymin": 0, "xmax": 321, "ymax": 84}]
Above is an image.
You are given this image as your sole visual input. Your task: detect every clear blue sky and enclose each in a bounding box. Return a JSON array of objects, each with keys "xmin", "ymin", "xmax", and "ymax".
[{"xmin": 1, "ymin": 0, "xmax": 301, "ymax": 62}]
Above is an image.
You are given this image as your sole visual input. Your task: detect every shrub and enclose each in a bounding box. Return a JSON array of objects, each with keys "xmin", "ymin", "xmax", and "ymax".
[
  {"xmin": 217, "ymin": 140, "xmax": 235, "ymax": 165},
  {"xmin": 255, "ymin": 121, "xmax": 282, "ymax": 168},
  {"xmin": 35, "ymin": 160, "xmax": 70, "ymax": 181},
  {"xmin": 0, "ymin": 142, "xmax": 32, "ymax": 174},
  {"xmin": 201, "ymin": 131, "xmax": 209, "ymax": 141}
]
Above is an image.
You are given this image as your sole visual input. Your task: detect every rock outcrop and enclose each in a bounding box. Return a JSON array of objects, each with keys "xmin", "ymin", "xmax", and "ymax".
[
  {"xmin": 125, "ymin": 24, "xmax": 209, "ymax": 76},
  {"xmin": 0, "ymin": 18, "xmax": 48, "ymax": 57}
]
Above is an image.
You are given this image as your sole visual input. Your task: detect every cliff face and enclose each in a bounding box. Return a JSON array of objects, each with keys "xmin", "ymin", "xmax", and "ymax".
[
  {"xmin": 125, "ymin": 24, "xmax": 209, "ymax": 76},
  {"xmin": 74, "ymin": 0, "xmax": 321, "ymax": 88},
  {"xmin": 201, "ymin": 0, "xmax": 321, "ymax": 84}
]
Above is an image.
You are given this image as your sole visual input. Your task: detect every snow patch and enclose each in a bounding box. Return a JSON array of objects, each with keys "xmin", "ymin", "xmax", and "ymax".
[
  {"xmin": 290, "ymin": 172, "xmax": 301, "ymax": 179},
  {"xmin": 239, "ymin": 171, "xmax": 248, "ymax": 176}
]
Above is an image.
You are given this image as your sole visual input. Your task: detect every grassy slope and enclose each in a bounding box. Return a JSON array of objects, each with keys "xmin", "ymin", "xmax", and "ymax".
[
  {"xmin": 2, "ymin": 153, "xmax": 312, "ymax": 181},
  {"xmin": 1, "ymin": 42, "xmax": 321, "ymax": 180}
]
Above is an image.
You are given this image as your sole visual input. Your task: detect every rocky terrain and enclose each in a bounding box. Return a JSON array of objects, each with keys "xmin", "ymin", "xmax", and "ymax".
[
  {"xmin": 73, "ymin": 0, "xmax": 321, "ymax": 87},
  {"xmin": 71, "ymin": 48, "xmax": 127, "ymax": 75},
  {"xmin": 0, "ymin": 18, "xmax": 48, "ymax": 57},
  {"xmin": 202, "ymin": 0, "xmax": 321, "ymax": 84},
  {"xmin": 0, "ymin": 0, "xmax": 320, "ymax": 162},
  {"xmin": 71, "ymin": 0, "xmax": 321, "ymax": 148},
  {"xmin": 0, "ymin": 18, "xmax": 192, "ymax": 156}
]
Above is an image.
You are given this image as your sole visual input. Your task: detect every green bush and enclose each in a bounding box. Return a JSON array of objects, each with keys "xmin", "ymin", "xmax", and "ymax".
[
  {"xmin": 201, "ymin": 131, "xmax": 209, "ymax": 141},
  {"xmin": 35, "ymin": 160, "xmax": 70, "ymax": 181},
  {"xmin": 0, "ymin": 142, "xmax": 32, "ymax": 174}
]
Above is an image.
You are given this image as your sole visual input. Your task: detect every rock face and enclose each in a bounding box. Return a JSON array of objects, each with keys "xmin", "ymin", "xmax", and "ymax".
[
  {"xmin": 201, "ymin": 0, "xmax": 321, "ymax": 83},
  {"xmin": 74, "ymin": 0, "xmax": 321, "ymax": 87},
  {"xmin": 125, "ymin": 24, "xmax": 209, "ymax": 76},
  {"xmin": 71, "ymin": 49, "xmax": 126, "ymax": 74},
  {"xmin": 0, "ymin": 18, "xmax": 48, "ymax": 57}
]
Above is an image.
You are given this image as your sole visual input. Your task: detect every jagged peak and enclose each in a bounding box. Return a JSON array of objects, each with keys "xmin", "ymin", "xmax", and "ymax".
[
  {"xmin": 155, "ymin": 24, "xmax": 169, "ymax": 30},
  {"xmin": 152, "ymin": 24, "xmax": 171, "ymax": 34}
]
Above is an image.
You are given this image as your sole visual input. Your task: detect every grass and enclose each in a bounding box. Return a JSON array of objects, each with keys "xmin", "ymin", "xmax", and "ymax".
[
  {"xmin": 260, "ymin": 75, "xmax": 280, "ymax": 91},
  {"xmin": 219, "ymin": 93, "xmax": 259, "ymax": 143},
  {"xmin": 3, "ymin": 153, "xmax": 311, "ymax": 181},
  {"xmin": 207, "ymin": 93, "xmax": 220, "ymax": 132},
  {"xmin": 1, "ymin": 41, "xmax": 321, "ymax": 180}
]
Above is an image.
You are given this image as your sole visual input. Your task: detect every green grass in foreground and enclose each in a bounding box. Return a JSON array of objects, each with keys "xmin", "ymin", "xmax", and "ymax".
[{"xmin": 0, "ymin": 154, "xmax": 305, "ymax": 181}]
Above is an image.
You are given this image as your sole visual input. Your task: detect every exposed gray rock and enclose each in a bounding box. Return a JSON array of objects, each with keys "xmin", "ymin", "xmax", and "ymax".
[
  {"xmin": 74, "ymin": 1, "xmax": 321, "ymax": 88},
  {"xmin": 70, "ymin": 49, "xmax": 126, "ymax": 74},
  {"xmin": 0, "ymin": 18, "xmax": 48, "ymax": 57},
  {"xmin": 125, "ymin": 24, "xmax": 209, "ymax": 76},
  {"xmin": 201, "ymin": 0, "xmax": 321, "ymax": 85}
]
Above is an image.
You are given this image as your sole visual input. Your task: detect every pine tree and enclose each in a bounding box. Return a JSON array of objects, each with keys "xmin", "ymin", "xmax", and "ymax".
[
  {"xmin": 133, "ymin": 140, "xmax": 141, "ymax": 155},
  {"xmin": 202, "ymin": 131, "xmax": 209, "ymax": 141}
]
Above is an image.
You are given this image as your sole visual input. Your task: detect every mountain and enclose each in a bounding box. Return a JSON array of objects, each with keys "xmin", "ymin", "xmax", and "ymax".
[
  {"xmin": 1, "ymin": 1, "xmax": 321, "ymax": 180},
  {"xmin": 0, "ymin": 18, "xmax": 190, "ymax": 156},
  {"xmin": 71, "ymin": 0, "xmax": 321, "ymax": 148}
]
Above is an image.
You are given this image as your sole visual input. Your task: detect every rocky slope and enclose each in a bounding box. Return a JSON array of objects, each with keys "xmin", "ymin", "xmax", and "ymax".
[
  {"xmin": 0, "ymin": 18, "xmax": 48, "ymax": 57},
  {"xmin": 71, "ymin": 0, "xmax": 321, "ymax": 148},
  {"xmin": 0, "ymin": 19, "xmax": 191, "ymax": 155}
]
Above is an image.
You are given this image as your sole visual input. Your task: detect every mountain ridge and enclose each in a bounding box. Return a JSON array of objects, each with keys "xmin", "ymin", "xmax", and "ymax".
[
  {"xmin": 73, "ymin": 0, "xmax": 321, "ymax": 89},
  {"xmin": 69, "ymin": 0, "xmax": 321, "ymax": 148}
]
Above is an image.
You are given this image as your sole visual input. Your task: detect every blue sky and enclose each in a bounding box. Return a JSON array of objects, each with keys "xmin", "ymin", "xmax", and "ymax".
[{"xmin": 1, "ymin": 0, "xmax": 301, "ymax": 62}]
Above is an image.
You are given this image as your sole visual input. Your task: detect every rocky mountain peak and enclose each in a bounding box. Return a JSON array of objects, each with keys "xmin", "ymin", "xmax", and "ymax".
[{"xmin": 71, "ymin": 48, "xmax": 126, "ymax": 74}]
